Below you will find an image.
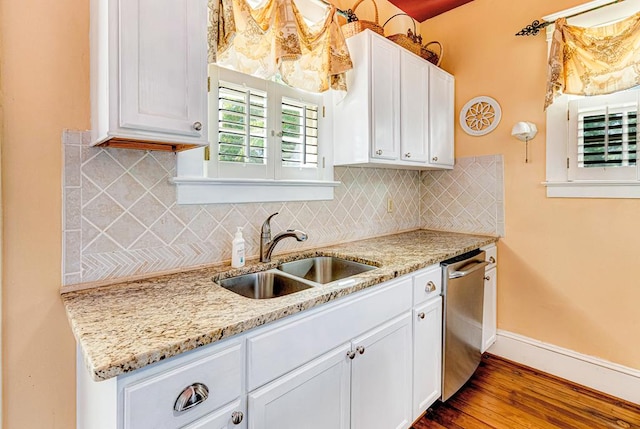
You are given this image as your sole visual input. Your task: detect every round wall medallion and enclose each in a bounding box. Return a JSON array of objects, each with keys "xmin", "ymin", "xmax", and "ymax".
[{"xmin": 459, "ymin": 96, "xmax": 502, "ymax": 136}]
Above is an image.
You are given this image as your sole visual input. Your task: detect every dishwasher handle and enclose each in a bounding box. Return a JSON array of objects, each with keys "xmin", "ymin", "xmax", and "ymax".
[{"xmin": 449, "ymin": 260, "xmax": 489, "ymax": 279}]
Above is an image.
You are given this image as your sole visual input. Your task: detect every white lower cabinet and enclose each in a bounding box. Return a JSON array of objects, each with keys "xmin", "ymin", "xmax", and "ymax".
[
  {"xmin": 412, "ymin": 297, "xmax": 442, "ymax": 420},
  {"xmin": 481, "ymin": 244, "xmax": 498, "ymax": 353},
  {"xmin": 248, "ymin": 344, "xmax": 351, "ymax": 429},
  {"xmin": 79, "ymin": 265, "xmax": 449, "ymax": 429},
  {"xmin": 249, "ymin": 313, "xmax": 413, "ymax": 429},
  {"xmin": 351, "ymin": 313, "xmax": 413, "ymax": 429},
  {"xmin": 482, "ymin": 266, "xmax": 497, "ymax": 352}
]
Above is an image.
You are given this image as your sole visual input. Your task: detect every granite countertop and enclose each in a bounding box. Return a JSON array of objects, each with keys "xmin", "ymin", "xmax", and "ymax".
[{"xmin": 62, "ymin": 229, "xmax": 498, "ymax": 382}]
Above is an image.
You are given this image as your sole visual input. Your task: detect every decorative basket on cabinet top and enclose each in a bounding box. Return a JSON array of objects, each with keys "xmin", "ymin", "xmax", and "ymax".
[{"xmin": 341, "ymin": 0, "xmax": 385, "ymax": 38}]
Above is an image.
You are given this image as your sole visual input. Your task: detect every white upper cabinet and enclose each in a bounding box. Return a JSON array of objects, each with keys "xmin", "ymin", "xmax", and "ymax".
[
  {"xmin": 428, "ymin": 66, "xmax": 455, "ymax": 167},
  {"xmin": 333, "ymin": 30, "xmax": 454, "ymax": 170},
  {"xmin": 91, "ymin": 0, "xmax": 208, "ymax": 151},
  {"xmin": 400, "ymin": 51, "xmax": 430, "ymax": 163},
  {"xmin": 370, "ymin": 36, "xmax": 401, "ymax": 161}
]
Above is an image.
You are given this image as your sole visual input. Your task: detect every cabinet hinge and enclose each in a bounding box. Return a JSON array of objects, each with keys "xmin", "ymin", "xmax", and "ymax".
[
  {"xmin": 322, "ymin": 156, "xmax": 326, "ymax": 168},
  {"xmin": 204, "ymin": 146, "xmax": 211, "ymax": 161},
  {"xmin": 322, "ymin": 106, "xmax": 326, "ymax": 118},
  {"xmin": 567, "ymin": 109, "xmax": 569, "ymax": 121},
  {"xmin": 207, "ymin": 77, "xmax": 211, "ymax": 93},
  {"xmin": 566, "ymin": 157, "xmax": 569, "ymax": 169}
]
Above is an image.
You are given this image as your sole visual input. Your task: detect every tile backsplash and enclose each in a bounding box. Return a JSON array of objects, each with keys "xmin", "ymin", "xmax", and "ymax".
[
  {"xmin": 62, "ymin": 131, "xmax": 420, "ymax": 285},
  {"xmin": 421, "ymin": 155, "xmax": 505, "ymax": 237},
  {"xmin": 63, "ymin": 131, "xmax": 504, "ymax": 286}
]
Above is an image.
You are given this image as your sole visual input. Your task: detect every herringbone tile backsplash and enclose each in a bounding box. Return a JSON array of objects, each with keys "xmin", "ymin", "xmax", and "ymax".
[{"xmin": 63, "ymin": 131, "xmax": 503, "ymax": 286}]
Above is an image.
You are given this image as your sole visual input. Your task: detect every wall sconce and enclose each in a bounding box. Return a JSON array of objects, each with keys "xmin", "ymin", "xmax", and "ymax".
[{"xmin": 511, "ymin": 121, "xmax": 537, "ymax": 163}]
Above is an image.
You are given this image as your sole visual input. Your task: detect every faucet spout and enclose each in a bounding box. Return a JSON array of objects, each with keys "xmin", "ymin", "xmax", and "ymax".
[{"xmin": 259, "ymin": 213, "xmax": 308, "ymax": 262}]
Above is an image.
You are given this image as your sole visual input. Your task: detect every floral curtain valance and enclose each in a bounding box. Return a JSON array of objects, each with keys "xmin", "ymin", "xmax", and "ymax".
[
  {"xmin": 545, "ymin": 12, "xmax": 640, "ymax": 109},
  {"xmin": 208, "ymin": 0, "xmax": 353, "ymax": 93}
]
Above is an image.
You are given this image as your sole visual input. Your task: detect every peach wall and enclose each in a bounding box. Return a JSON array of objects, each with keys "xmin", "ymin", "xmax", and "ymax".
[
  {"xmin": 1, "ymin": 0, "xmax": 89, "ymax": 427},
  {"xmin": 421, "ymin": 0, "xmax": 640, "ymax": 369}
]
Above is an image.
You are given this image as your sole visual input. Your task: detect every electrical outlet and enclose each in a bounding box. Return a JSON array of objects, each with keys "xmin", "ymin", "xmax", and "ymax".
[{"xmin": 387, "ymin": 198, "xmax": 394, "ymax": 213}]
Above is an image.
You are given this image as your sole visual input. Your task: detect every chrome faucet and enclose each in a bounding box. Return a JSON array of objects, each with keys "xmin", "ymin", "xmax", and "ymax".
[{"xmin": 260, "ymin": 212, "xmax": 308, "ymax": 262}]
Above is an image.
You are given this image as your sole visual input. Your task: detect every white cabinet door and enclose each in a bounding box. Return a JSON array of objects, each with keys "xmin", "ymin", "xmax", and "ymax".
[
  {"xmin": 351, "ymin": 313, "xmax": 412, "ymax": 429},
  {"xmin": 482, "ymin": 267, "xmax": 497, "ymax": 352},
  {"xmin": 412, "ymin": 298, "xmax": 442, "ymax": 420},
  {"xmin": 248, "ymin": 344, "xmax": 351, "ymax": 429},
  {"xmin": 370, "ymin": 35, "xmax": 400, "ymax": 161},
  {"xmin": 119, "ymin": 0, "xmax": 207, "ymax": 140},
  {"xmin": 400, "ymin": 51, "xmax": 430, "ymax": 163},
  {"xmin": 182, "ymin": 400, "xmax": 246, "ymax": 429},
  {"xmin": 428, "ymin": 66, "xmax": 454, "ymax": 167}
]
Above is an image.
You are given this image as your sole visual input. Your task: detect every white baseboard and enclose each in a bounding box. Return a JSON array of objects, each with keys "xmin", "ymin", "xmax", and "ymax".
[{"xmin": 489, "ymin": 330, "xmax": 640, "ymax": 405}]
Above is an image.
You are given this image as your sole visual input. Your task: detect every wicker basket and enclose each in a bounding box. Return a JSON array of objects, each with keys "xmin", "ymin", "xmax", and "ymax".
[
  {"xmin": 422, "ymin": 41, "xmax": 443, "ymax": 66},
  {"xmin": 341, "ymin": 0, "xmax": 384, "ymax": 39},
  {"xmin": 384, "ymin": 13, "xmax": 443, "ymax": 66},
  {"xmin": 383, "ymin": 13, "xmax": 422, "ymax": 56}
]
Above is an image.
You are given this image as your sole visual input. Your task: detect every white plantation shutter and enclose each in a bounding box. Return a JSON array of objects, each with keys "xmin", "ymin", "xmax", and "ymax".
[
  {"xmin": 208, "ymin": 65, "xmax": 327, "ymax": 182},
  {"xmin": 280, "ymin": 98, "xmax": 319, "ymax": 168},
  {"xmin": 213, "ymin": 67, "xmax": 271, "ymax": 179},
  {"xmin": 274, "ymin": 85, "xmax": 324, "ymax": 181},
  {"xmin": 568, "ymin": 91, "xmax": 640, "ymax": 181},
  {"xmin": 217, "ymin": 82, "xmax": 268, "ymax": 165}
]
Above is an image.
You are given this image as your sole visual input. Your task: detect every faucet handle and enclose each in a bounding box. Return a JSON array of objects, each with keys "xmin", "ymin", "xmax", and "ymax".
[{"xmin": 262, "ymin": 212, "xmax": 279, "ymax": 236}]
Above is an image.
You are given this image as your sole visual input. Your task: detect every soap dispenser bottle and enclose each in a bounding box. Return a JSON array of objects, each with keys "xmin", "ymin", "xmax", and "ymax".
[{"xmin": 231, "ymin": 227, "xmax": 245, "ymax": 268}]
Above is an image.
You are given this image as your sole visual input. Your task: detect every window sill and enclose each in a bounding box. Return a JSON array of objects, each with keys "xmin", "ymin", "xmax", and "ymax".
[
  {"xmin": 543, "ymin": 181, "xmax": 640, "ymax": 198},
  {"xmin": 170, "ymin": 177, "xmax": 341, "ymax": 204}
]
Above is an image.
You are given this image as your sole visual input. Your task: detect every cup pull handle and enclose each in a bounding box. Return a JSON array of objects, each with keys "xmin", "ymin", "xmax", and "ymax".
[{"xmin": 174, "ymin": 383, "xmax": 209, "ymax": 413}]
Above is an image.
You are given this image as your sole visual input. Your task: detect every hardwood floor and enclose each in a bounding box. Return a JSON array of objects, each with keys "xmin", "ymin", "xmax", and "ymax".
[{"xmin": 412, "ymin": 354, "xmax": 640, "ymax": 429}]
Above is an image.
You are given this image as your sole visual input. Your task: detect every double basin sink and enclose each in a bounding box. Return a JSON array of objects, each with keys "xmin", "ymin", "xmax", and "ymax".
[{"xmin": 217, "ymin": 257, "xmax": 377, "ymax": 299}]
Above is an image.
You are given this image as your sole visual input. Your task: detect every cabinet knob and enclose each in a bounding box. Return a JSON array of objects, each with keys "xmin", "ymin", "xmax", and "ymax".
[
  {"xmin": 484, "ymin": 276, "xmax": 491, "ymax": 281},
  {"xmin": 356, "ymin": 346, "xmax": 365, "ymax": 355},
  {"xmin": 347, "ymin": 350, "xmax": 356, "ymax": 360},
  {"xmin": 418, "ymin": 312, "xmax": 426, "ymax": 320},
  {"xmin": 231, "ymin": 411, "xmax": 244, "ymax": 425},
  {"xmin": 193, "ymin": 121, "xmax": 203, "ymax": 131},
  {"xmin": 489, "ymin": 256, "xmax": 496, "ymax": 264},
  {"xmin": 174, "ymin": 383, "xmax": 209, "ymax": 413},
  {"xmin": 425, "ymin": 281, "xmax": 436, "ymax": 293},
  {"xmin": 375, "ymin": 150, "xmax": 383, "ymax": 155},
  {"xmin": 432, "ymin": 156, "xmax": 438, "ymax": 162},
  {"xmin": 405, "ymin": 152, "xmax": 411, "ymax": 158}
]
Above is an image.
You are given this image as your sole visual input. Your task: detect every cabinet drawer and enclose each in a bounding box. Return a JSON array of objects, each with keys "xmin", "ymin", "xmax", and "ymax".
[
  {"xmin": 484, "ymin": 245, "xmax": 497, "ymax": 269},
  {"xmin": 246, "ymin": 277, "xmax": 412, "ymax": 391},
  {"xmin": 122, "ymin": 342, "xmax": 242, "ymax": 429},
  {"xmin": 413, "ymin": 265, "xmax": 442, "ymax": 305},
  {"xmin": 181, "ymin": 399, "xmax": 245, "ymax": 429}
]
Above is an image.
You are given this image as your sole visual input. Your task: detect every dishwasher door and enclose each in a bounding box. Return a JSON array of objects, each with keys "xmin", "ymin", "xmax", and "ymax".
[{"xmin": 441, "ymin": 250, "xmax": 488, "ymax": 401}]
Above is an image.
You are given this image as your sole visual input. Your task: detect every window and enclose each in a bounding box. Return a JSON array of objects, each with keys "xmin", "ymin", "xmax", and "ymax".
[
  {"xmin": 567, "ymin": 91, "xmax": 639, "ymax": 181},
  {"xmin": 544, "ymin": 0, "xmax": 640, "ymax": 198},
  {"xmin": 172, "ymin": 65, "xmax": 338, "ymax": 204}
]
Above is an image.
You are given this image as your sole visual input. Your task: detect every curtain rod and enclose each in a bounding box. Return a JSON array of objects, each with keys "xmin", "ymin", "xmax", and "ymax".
[{"xmin": 515, "ymin": 0, "xmax": 625, "ymax": 36}]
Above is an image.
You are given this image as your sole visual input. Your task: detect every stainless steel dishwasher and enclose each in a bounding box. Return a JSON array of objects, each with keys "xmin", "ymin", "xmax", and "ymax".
[{"xmin": 441, "ymin": 249, "xmax": 489, "ymax": 401}]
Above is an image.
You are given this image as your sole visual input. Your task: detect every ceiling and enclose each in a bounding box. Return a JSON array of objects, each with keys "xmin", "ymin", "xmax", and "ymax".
[{"xmin": 387, "ymin": 0, "xmax": 474, "ymax": 22}]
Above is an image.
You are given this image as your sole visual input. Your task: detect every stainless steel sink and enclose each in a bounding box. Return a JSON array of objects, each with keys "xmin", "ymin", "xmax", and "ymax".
[
  {"xmin": 278, "ymin": 256, "xmax": 376, "ymax": 284},
  {"xmin": 217, "ymin": 271, "xmax": 312, "ymax": 299}
]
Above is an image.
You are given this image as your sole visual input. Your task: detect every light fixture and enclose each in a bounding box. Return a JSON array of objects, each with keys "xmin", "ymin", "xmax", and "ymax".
[{"xmin": 511, "ymin": 121, "xmax": 537, "ymax": 163}]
